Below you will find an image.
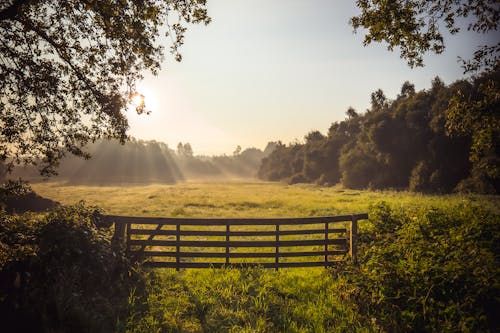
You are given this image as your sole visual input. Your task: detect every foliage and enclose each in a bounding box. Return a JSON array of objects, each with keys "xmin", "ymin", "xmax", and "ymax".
[
  {"xmin": 0, "ymin": 178, "xmax": 31, "ymax": 206},
  {"xmin": 446, "ymin": 69, "xmax": 500, "ymax": 186},
  {"xmin": 259, "ymin": 69, "xmax": 499, "ymax": 193},
  {"xmin": 351, "ymin": 0, "xmax": 499, "ymax": 71},
  {"xmin": 0, "ymin": 203, "xmax": 142, "ymax": 332},
  {"xmin": 0, "ymin": 0, "xmax": 210, "ymax": 176},
  {"xmin": 333, "ymin": 201, "xmax": 500, "ymax": 332}
]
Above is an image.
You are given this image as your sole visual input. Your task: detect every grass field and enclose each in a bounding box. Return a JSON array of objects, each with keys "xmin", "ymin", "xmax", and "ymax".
[
  {"xmin": 31, "ymin": 180, "xmax": 500, "ymax": 218},
  {"xmin": 28, "ymin": 180, "xmax": 500, "ymax": 332}
]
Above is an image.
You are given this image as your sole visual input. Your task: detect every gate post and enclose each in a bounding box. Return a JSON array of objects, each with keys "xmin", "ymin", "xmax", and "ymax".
[
  {"xmin": 275, "ymin": 224, "xmax": 279, "ymax": 271},
  {"xmin": 112, "ymin": 221, "xmax": 127, "ymax": 251},
  {"xmin": 350, "ymin": 216, "xmax": 358, "ymax": 264},
  {"xmin": 176, "ymin": 224, "xmax": 181, "ymax": 271},
  {"xmin": 226, "ymin": 223, "xmax": 230, "ymax": 265}
]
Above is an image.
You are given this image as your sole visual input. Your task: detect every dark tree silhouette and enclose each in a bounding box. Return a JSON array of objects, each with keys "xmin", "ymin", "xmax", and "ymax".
[{"xmin": 258, "ymin": 72, "xmax": 498, "ymax": 193}]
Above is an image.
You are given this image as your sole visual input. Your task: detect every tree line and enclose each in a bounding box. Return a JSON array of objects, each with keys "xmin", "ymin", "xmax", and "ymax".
[
  {"xmin": 8, "ymin": 139, "xmax": 276, "ymax": 185},
  {"xmin": 258, "ymin": 67, "xmax": 499, "ymax": 194}
]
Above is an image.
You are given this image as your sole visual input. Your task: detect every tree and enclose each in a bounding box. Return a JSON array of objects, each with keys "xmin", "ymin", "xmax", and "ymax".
[
  {"xmin": 370, "ymin": 89, "xmax": 388, "ymax": 111},
  {"xmin": 351, "ymin": 0, "xmax": 499, "ymax": 71},
  {"xmin": 177, "ymin": 142, "xmax": 193, "ymax": 157},
  {"xmin": 351, "ymin": 0, "xmax": 499, "ymax": 193},
  {"xmin": 446, "ymin": 69, "xmax": 500, "ymax": 191},
  {"xmin": 233, "ymin": 145, "xmax": 242, "ymax": 156},
  {"xmin": 0, "ymin": 0, "xmax": 210, "ymax": 176}
]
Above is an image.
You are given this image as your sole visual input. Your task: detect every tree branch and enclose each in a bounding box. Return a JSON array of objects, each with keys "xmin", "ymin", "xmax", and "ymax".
[
  {"xmin": 0, "ymin": 0, "xmax": 32, "ymax": 21},
  {"xmin": 14, "ymin": 15, "xmax": 109, "ymax": 111}
]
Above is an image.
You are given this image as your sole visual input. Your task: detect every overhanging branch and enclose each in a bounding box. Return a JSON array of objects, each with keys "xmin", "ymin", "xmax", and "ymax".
[{"xmin": 0, "ymin": 0, "xmax": 33, "ymax": 21}]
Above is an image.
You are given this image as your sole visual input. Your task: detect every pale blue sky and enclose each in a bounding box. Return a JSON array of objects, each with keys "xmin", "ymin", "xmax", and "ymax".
[{"xmin": 127, "ymin": 0, "xmax": 497, "ymax": 155}]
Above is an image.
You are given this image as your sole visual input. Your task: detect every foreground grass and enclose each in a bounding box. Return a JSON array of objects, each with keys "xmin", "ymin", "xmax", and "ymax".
[{"xmin": 127, "ymin": 268, "xmax": 365, "ymax": 333}]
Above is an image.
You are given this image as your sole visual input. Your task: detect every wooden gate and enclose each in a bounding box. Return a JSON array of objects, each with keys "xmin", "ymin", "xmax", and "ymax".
[{"xmin": 105, "ymin": 214, "xmax": 367, "ymax": 269}]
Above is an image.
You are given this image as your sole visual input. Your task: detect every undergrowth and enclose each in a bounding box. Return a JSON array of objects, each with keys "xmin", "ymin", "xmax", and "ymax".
[
  {"xmin": 1, "ymin": 183, "xmax": 499, "ymax": 332},
  {"xmin": 0, "ymin": 203, "xmax": 143, "ymax": 333}
]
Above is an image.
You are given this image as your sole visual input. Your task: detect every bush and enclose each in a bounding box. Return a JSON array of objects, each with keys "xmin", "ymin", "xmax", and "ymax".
[
  {"xmin": 333, "ymin": 201, "xmax": 500, "ymax": 332},
  {"xmin": 288, "ymin": 173, "xmax": 309, "ymax": 185},
  {"xmin": 0, "ymin": 203, "xmax": 142, "ymax": 333}
]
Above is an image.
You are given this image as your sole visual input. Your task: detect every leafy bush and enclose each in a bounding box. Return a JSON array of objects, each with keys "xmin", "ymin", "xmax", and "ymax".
[
  {"xmin": 334, "ymin": 201, "xmax": 500, "ymax": 332},
  {"xmin": 0, "ymin": 203, "xmax": 142, "ymax": 333}
]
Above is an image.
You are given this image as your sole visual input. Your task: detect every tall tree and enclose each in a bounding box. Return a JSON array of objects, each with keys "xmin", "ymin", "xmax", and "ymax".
[{"xmin": 0, "ymin": 0, "xmax": 210, "ymax": 176}]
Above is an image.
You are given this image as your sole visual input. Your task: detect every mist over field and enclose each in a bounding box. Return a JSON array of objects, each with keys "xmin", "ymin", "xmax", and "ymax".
[{"xmin": 11, "ymin": 139, "xmax": 277, "ymax": 185}]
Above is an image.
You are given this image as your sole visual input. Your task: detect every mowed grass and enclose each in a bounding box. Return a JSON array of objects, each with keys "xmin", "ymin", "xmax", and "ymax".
[{"xmin": 31, "ymin": 180, "xmax": 500, "ymax": 218}]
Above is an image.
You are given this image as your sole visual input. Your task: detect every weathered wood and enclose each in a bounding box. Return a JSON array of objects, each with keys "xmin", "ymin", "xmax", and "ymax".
[
  {"xmin": 350, "ymin": 216, "xmax": 358, "ymax": 263},
  {"xmin": 324, "ymin": 222, "xmax": 328, "ymax": 265},
  {"xmin": 105, "ymin": 213, "xmax": 367, "ymax": 269},
  {"xmin": 176, "ymin": 224, "xmax": 180, "ymax": 271},
  {"xmin": 135, "ymin": 223, "xmax": 162, "ymax": 254},
  {"xmin": 128, "ymin": 228, "xmax": 347, "ymax": 237},
  {"xmin": 126, "ymin": 222, "xmax": 132, "ymax": 256},
  {"xmin": 128, "ymin": 250, "xmax": 348, "ymax": 258},
  {"xmin": 225, "ymin": 224, "xmax": 230, "ymax": 264},
  {"xmin": 275, "ymin": 224, "xmax": 279, "ymax": 270},
  {"xmin": 105, "ymin": 214, "xmax": 368, "ymax": 226},
  {"xmin": 112, "ymin": 221, "xmax": 127, "ymax": 249},
  {"xmin": 143, "ymin": 261, "xmax": 341, "ymax": 269},
  {"xmin": 128, "ymin": 238, "xmax": 347, "ymax": 248}
]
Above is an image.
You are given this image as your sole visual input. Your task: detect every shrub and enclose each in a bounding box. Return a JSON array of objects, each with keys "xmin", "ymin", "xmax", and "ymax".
[
  {"xmin": 288, "ymin": 173, "xmax": 309, "ymax": 185},
  {"xmin": 0, "ymin": 203, "xmax": 142, "ymax": 333},
  {"xmin": 334, "ymin": 201, "xmax": 500, "ymax": 332}
]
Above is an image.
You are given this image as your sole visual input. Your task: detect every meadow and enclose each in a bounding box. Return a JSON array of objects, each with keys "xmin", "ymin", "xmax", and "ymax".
[
  {"xmin": 31, "ymin": 180, "xmax": 499, "ymax": 218},
  {"xmin": 23, "ymin": 180, "xmax": 500, "ymax": 332}
]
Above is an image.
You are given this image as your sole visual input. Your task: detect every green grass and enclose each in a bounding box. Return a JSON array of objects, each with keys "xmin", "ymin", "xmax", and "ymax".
[
  {"xmin": 29, "ymin": 181, "xmax": 499, "ymax": 332},
  {"xmin": 31, "ymin": 180, "xmax": 500, "ymax": 218}
]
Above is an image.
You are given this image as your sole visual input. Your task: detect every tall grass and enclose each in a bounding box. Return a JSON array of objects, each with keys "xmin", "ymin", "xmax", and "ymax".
[{"xmin": 28, "ymin": 181, "xmax": 499, "ymax": 332}]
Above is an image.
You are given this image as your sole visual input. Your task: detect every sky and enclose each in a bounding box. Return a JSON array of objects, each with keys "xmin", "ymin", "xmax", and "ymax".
[{"xmin": 126, "ymin": 0, "xmax": 497, "ymax": 155}]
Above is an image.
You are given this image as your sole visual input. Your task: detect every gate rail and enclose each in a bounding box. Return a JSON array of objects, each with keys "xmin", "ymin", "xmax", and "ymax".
[{"xmin": 105, "ymin": 214, "xmax": 368, "ymax": 269}]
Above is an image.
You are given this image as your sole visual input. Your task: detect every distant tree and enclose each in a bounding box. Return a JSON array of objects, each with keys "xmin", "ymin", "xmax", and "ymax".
[
  {"xmin": 398, "ymin": 81, "xmax": 416, "ymax": 99},
  {"xmin": 0, "ymin": 0, "xmax": 210, "ymax": 176},
  {"xmin": 183, "ymin": 143, "xmax": 193, "ymax": 157},
  {"xmin": 351, "ymin": 0, "xmax": 499, "ymax": 71},
  {"xmin": 346, "ymin": 106, "xmax": 359, "ymax": 119},
  {"xmin": 370, "ymin": 89, "xmax": 388, "ymax": 111},
  {"xmin": 304, "ymin": 131, "xmax": 325, "ymax": 143},
  {"xmin": 263, "ymin": 142, "xmax": 278, "ymax": 156},
  {"xmin": 177, "ymin": 142, "xmax": 193, "ymax": 157},
  {"xmin": 177, "ymin": 142, "xmax": 184, "ymax": 156},
  {"xmin": 233, "ymin": 145, "xmax": 242, "ymax": 156}
]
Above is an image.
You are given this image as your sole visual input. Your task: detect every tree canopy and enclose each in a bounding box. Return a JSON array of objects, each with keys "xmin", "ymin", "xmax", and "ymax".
[
  {"xmin": 259, "ymin": 70, "xmax": 499, "ymax": 194},
  {"xmin": 351, "ymin": 0, "xmax": 499, "ymax": 71},
  {"xmin": 0, "ymin": 0, "xmax": 210, "ymax": 176}
]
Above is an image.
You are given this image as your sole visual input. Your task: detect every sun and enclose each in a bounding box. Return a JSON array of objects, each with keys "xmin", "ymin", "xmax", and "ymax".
[
  {"xmin": 131, "ymin": 93, "xmax": 145, "ymax": 109},
  {"xmin": 129, "ymin": 85, "xmax": 158, "ymax": 115}
]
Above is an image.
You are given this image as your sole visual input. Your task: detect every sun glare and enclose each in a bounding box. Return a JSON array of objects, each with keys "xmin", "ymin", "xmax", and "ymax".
[
  {"xmin": 130, "ymin": 85, "xmax": 159, "ymax": 114},
  {"xmin": 131, "ymin": 93, "xmax": 145, "ymax": 108}
]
